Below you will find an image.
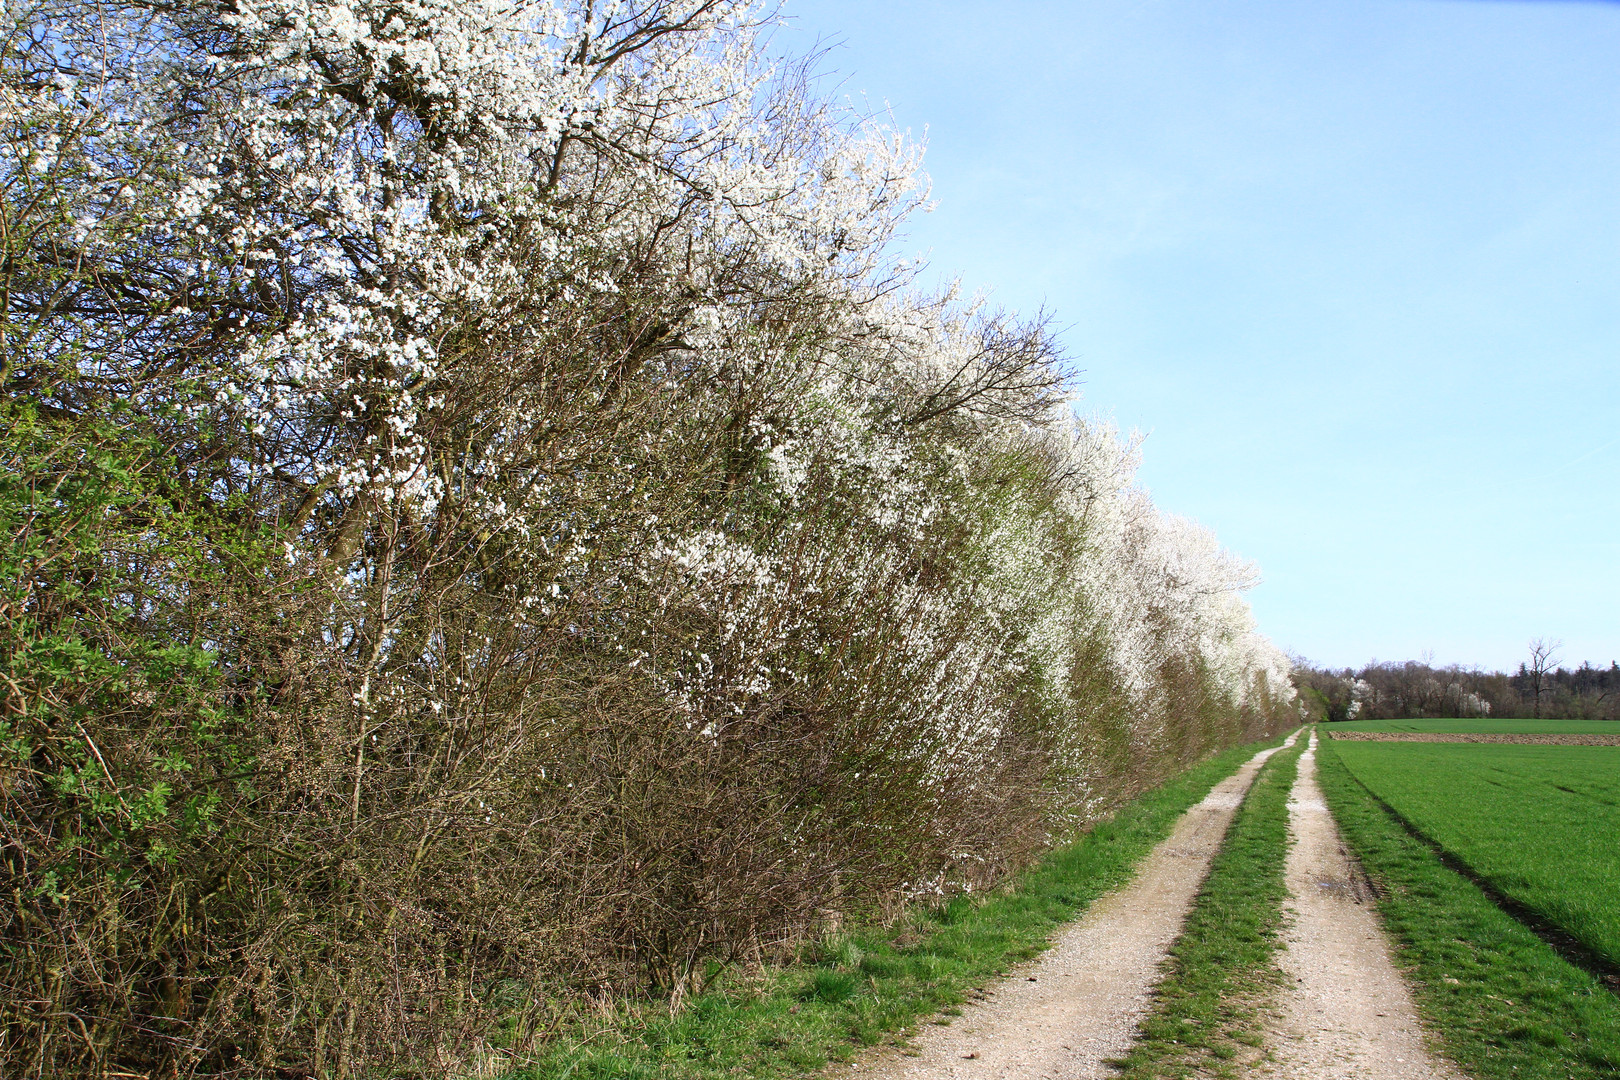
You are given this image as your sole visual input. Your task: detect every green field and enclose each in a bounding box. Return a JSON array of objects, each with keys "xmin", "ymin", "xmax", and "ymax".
[
  {"xmin": 1318, "ymin": 739, "xmax": 1620, "ymax": 1080},
  {"xmin": 1330, "ymin": 716, "xmax": 1620, "ymax": 734},
  {"xmin": 1333, "ymin": 741, "xmax": 1620, "ymax": 968}
]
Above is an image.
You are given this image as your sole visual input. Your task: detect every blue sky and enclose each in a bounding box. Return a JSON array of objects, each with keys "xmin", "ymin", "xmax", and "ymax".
[{"xmin": 785, "ymin": 0, "xmax": 1620, "ymax": 672}]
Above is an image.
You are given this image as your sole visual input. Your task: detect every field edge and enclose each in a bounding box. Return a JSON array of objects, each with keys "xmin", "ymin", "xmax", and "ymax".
[{"xmin": 1315, "ymin": 737, "xmax": 1620, "ymax": 1080}]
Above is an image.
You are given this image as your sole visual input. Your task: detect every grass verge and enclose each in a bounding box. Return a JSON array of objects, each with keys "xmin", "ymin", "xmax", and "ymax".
[
  {"xmin": 502, "ymin": 733, "xmax": 1292, "ymax": 1080},
  {"xmin": 1316, "ymin": 736, "xmax": 1620, "ymax": 1080},
  {"xmin": 1110, "ymin": 733, "xmax": 1305, "ymax": 1079}
]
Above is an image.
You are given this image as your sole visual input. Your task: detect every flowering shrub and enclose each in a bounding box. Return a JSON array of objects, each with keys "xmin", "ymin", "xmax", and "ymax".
[{"xmin": 0, "ymin": 0, "xmax": 1294, "ymax": 1074}]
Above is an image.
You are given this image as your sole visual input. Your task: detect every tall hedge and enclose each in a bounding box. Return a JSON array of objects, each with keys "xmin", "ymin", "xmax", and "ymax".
[{"xmin": 0, "ymin": 1, "xmax": 1295, "ymax": 1074}]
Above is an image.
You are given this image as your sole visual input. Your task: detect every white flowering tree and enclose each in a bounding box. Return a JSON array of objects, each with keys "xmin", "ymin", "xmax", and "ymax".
[{"xmin": 1, "ymin": 0, "xmax": 1293, "ymax": 1072}]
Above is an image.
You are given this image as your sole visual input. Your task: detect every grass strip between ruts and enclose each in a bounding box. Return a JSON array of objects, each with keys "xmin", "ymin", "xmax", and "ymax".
[
  {"xmin": 1110, "ymin": 733, "xmax": 1305, "ymax": 1079},
  {"xmin": 1315, "ymin": 736, "xmax": 1620, "ymax": 1080},
  {"xmin": 502, "ymin": 733, "xmax": 1292, "ymax": 1080}
]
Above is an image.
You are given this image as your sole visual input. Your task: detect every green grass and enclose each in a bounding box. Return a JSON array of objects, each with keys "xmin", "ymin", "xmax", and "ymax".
[
  {"xmin": 503, "ymin": 734, "xmax": 1293, "ymax": 1080},
  {"xmin": 1329, "ymin": 716, "xmax": 1620, "ymax": 734},
  {"xmin": 1111, "ymin": 735, "xmax": 1305, "ymax": 1079},
  {"xmin": 1334, "ymin": 742, "xmax": 1620, "ymax": 968},
  {"xmin": 1316, "ymin": 738, "xmax": 1620, "ymax": 1080}
]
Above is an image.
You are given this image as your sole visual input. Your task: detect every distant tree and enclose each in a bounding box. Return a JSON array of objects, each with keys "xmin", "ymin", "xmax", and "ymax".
[{"xmin": 1524, "ymin": 637, "xmax": 1563, "ymax": 718}]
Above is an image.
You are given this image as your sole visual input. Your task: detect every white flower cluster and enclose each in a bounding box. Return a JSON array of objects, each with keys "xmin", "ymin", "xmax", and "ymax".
[{"xmin": 10, "ymin": 0, "xmax": 1291, "ymax": 832}]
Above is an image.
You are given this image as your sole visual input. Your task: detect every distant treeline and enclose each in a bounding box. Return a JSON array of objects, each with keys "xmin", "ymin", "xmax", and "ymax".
[{"xmin": 1294, "ymin": 659, "xmax": 1620, "ymax": 722}]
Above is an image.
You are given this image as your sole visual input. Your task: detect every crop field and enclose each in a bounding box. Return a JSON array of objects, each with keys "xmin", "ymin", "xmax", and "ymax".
[
  {"xmin": 1330, "ymin": 716, "xmax": 1620, "ymax": 734},
  {"xmin": 1332, "ymin": 741, "xmax": 1620, "ymax": 968},
  {"xmin": 1318, "ymin": 740, "xmax": 1620, "ymax": 1080}
]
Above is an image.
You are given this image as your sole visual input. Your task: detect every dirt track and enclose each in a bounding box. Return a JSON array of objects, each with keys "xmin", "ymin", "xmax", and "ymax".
[
  {"xmin": 1328, "ymin": 731, "xmax": 1620, "ymax": 745},
  {"xmin": 847, "ymin": 733, "xmax": 1299, "ymax": 1080},
  {"xmin": 1258, "ymin": 730, "xmax": 1462, "ymax": 1079},
  {"xmin": 840, "ymin": 728, "xmax": 1475, "ymax": 1080}
]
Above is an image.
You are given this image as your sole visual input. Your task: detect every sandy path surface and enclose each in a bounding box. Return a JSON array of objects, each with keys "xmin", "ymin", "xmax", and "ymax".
[
  {"xmin": 1260, "ymin": 731, "xmax": 1464, "ymax": 1080},
  {"xmin": 849, "ymin": 732, "xmax": 1300, "ymax": 1080}
]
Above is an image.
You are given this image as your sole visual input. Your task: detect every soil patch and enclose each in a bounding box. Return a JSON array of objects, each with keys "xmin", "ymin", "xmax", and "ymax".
[{"xmin": 1328, "ymin": 732, "xmax": 1620, "ymax": 745}]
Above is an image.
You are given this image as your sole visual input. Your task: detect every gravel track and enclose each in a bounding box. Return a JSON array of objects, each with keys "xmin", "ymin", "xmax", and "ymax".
[
  {"xmin": 846, "ymin": 733, "xmax": 1300, "ymax": 1080},
  {"xmin": 1257, "ymin": 731, "xmax": 1464, "ymax": 1080}
]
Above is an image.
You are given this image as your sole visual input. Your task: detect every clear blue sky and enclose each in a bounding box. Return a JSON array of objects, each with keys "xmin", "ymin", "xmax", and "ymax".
[{"xmin": 785, "ymin": 0, "xmax": 1620, "ymax": 673}]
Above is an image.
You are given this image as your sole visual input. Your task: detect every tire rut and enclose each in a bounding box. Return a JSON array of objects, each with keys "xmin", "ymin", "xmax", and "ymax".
[
  {"xmin": 845, "ymin": 732, "xmax": 1301, "ymax": 1080},
  {"xmin": 1257, "ymin": 730, "xmax": 1465, "ymax": 1080}
]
